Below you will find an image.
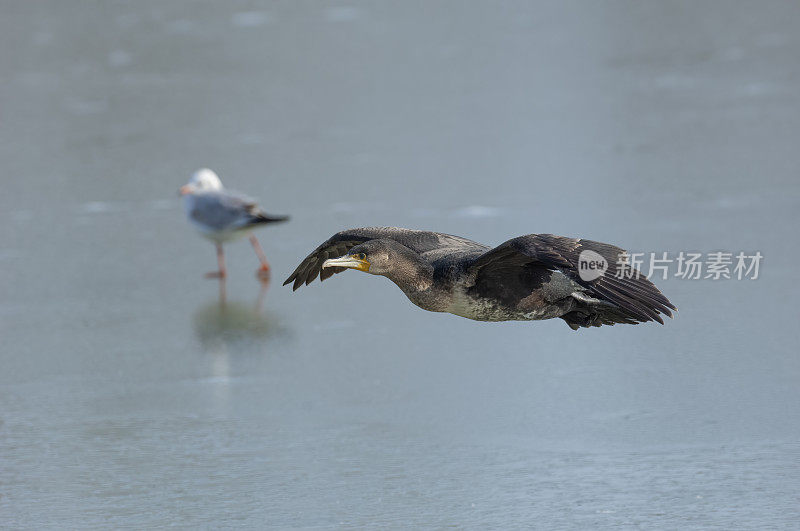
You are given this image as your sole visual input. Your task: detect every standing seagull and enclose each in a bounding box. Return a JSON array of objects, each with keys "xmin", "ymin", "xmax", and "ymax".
[
  {"xmin": 180, "ymin": 168, "xmax": 288, "ymax": 279},
  {"xmin": 284, "ymin": 227, "xmax": 675, "ymax": 329}
]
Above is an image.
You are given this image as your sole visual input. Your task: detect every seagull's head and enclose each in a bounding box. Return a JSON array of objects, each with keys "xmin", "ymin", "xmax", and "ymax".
[{"xmin": 179, "ymin": 168, "xmax": 223, "ymax": 195}]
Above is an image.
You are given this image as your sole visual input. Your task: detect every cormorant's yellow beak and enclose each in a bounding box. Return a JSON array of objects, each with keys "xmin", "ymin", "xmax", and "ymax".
[{"xmin": 322, "ymin": 255, "xmax": 370, "ymax": 272}]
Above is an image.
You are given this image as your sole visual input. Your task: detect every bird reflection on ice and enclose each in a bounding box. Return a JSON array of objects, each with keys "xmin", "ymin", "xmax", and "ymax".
[
  {"xmin": 191, "ymin": 279, "xmax": 289, "ymax": 413},
  {"xmin": 192, "ymin": 279, "xmax": 286, "ymax": 351}
]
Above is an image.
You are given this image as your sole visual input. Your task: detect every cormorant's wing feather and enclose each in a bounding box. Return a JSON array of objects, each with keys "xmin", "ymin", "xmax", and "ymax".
[
  {"xmin": 470, "ymin": 234, "xmax": 676, "ymax": 324},
  {"xmin": 283, "ymin": 227, "xmax": 485, "ymax": 290}
]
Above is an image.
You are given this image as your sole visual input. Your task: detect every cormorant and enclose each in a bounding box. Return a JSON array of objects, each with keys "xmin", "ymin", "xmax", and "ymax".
[
  {"xmin": 180, "ymin": 168, "xmax": 288, "ymax": 279},
  {"xmin": 284, "ymin": 227, "xmax": 675, "ymax": 329}
]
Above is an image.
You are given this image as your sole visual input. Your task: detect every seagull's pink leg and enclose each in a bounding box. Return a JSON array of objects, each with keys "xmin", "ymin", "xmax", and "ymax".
[
  {"xmin": 205, "ymin": 242, "xmax": 227, "ymax": 278},
  {"xmin": 249, "ymin": 235, "xmax": 271, "ymax": 280}
]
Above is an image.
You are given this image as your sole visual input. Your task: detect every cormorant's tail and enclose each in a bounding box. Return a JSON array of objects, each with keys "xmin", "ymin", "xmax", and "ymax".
[
  {"xmin": 561, "ymin": 306, "xmax": 642, "ymax": 330},
  {"xmin": 561, "ymin": 283, "xmax": 676, "ymax": 330}
]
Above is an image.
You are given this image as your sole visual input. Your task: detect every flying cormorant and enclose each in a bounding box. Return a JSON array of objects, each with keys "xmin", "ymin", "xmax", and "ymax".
[
  {"xmin": 284, "ymin": 227, "xmax": 675, "ymax": 329},
  {"xmin": 180, "ymin": 168, "xmax": 288, "ymax": 279}
]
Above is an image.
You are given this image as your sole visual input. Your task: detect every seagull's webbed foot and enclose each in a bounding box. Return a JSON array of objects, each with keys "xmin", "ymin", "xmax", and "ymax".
[{"xmin": 256, "ymin": 264, "xmax": 271, "ymax": 281}]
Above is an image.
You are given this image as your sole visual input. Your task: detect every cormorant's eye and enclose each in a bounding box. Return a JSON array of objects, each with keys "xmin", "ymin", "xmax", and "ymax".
[{"xmin": 356, "ymin": 253, "xmax": 367, "ymax": 260}]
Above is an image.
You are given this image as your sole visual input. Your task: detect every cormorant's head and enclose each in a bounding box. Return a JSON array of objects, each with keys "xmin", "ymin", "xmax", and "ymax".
[
  {"xmin": 179, "ymin": 168, "xmax": 223, "ymax": 195},
  {"xmin": 321, "ymin": 240, "xmax": 396, "ymax": 275}
]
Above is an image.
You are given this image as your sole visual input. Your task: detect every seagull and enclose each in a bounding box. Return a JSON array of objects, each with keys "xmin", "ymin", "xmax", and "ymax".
[
  {"xmin": 180, "ymin": 168, "xmax": 288, "ymax": 279},
  {"xmin": 284, "ymin": 227, "xmax": 675, "ymax": 329}
]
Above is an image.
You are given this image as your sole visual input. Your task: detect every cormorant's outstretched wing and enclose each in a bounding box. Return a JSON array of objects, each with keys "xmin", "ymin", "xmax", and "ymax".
[
  {"xmin": 283, "ymin": 227, "xmax": 484, "ymax": 291},
  {"xmin": 469, "ymin": 234, "xmax": 675, "ymax": 324}
]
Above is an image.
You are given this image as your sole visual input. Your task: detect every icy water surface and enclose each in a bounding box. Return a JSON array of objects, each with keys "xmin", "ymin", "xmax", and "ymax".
[{"xmin": 2, "ymin": 1, "xmax": 800, "ymax": 528}]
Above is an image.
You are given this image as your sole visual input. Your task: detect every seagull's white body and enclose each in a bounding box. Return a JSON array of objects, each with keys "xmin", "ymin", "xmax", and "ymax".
[
  {"xmin": 181, "ymin": 169, "xmax": 258, "ymax": 242},
  {"xmin": 182, "ymin": 191, "xmax": 258, "ymax": 243}
]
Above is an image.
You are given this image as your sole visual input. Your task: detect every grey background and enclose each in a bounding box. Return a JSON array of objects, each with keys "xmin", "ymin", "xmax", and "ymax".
[{"xmin": 2, "ymin": 1, "xmax": 799, "ymax": 528}]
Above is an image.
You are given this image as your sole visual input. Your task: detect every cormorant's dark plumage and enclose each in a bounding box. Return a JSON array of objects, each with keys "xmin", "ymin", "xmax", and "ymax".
[{"xmin": 284, "ymin": 227, "xmax": 675, "ymax": 329}]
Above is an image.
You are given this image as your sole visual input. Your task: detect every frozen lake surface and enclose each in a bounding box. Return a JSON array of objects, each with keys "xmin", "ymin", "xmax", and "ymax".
[{"xmin": 2, "ymin": 1, "xmax": 799, "ymax": 528}]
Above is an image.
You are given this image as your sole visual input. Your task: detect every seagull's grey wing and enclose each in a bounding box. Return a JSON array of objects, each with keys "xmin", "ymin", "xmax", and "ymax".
[
  {"xmin": 283, "ymin": 227, "xmax": 485, "ymax": 290},
  {"xmin": 188, "ymin": 191, "xmax": 262, "ymax": 232},
  {"xmin": 468, "ymin": 234, "xmax": 676, "ymax": 324}
]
